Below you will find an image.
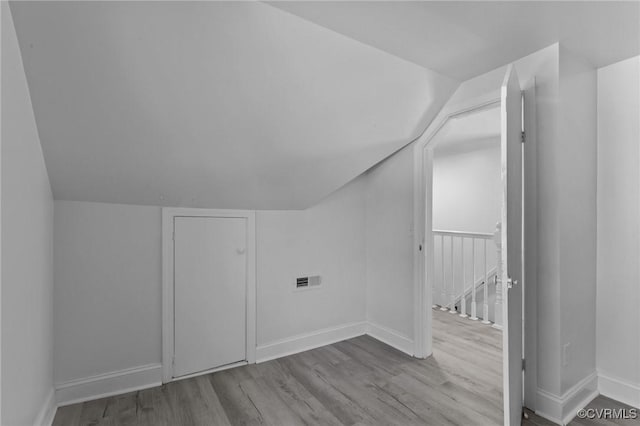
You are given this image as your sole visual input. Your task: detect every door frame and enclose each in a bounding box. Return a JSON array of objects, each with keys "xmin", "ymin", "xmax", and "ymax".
[
  {"xmin": 161, "ymin": 208, "xmax": 256, "ymax": 383},
  {"xmin": 522, "ymin": 78, "xmax": 538, "ymax": 411},
  {"xmin": 413, "ymin": 89, "xmax": 503, "ymax": 359},
  {"xmin": 414, "ymin": 75, "xmax": 538, "ymax": 416}
]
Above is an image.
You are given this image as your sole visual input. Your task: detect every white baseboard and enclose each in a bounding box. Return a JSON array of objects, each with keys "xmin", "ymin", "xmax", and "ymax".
[
  {"xmin": 536, "ymin": 371, "xmax": 599, "ymax": 425},
  {"xmin": 33, "ymin": 388, "xmax": 57, "ymax": 426},
  {"xmin": 55, "ymin": 363, "xmax": 162, "ymax": 407},
  {"xmin": 536, "ymin": 388, "xmax": 565, "ymax": 424},
  {"xmin": 256, "ymin": 321, "xmax": 368, "ymax": 363},
  {"xmin": 53, "ymin": 322, "xmax": 413, "ymax": 408},
  {"xmin": 598, "ymin": 372, "xmax": 640, "ymax": 409},
  {"xmin": 366, "ymin": 321, "xmax": 414, "ymax": 356}
]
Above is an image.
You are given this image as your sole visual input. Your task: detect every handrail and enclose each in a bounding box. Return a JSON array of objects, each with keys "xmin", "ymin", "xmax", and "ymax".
[
  {"xmin": 456, "ymin": 266, "xmax": 498, "ymax": 299},
  {"xmin": 433, "ymin": 229, "xmax": 493, "ymax": 239},
  {"xmin": 433, "ymin": 227, "xmax": 500, "ymax": 325}
]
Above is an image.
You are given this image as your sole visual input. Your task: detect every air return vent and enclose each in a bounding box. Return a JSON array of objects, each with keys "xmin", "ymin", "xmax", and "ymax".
[{"xmin": 295, "ymin": 275, "xmax": 321, "ymax": 290}]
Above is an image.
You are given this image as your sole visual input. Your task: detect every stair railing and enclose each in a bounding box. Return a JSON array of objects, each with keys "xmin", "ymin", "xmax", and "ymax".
[{"xmin": 433, "ymin": 223, "xmax": 501, "ymax": 325}]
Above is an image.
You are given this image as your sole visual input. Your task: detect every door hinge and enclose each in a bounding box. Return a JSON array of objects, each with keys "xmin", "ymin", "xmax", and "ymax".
[
  {"xmin": 172, "ymin": 357, "xmax": 175, "ymax": 367},
  {"xmin": 521, "ymin": 131, "xmax": 526, "ymax": 143},
  {"xmin": 522, "ymin": 358, "xmax": 526, "ymax": 371}
]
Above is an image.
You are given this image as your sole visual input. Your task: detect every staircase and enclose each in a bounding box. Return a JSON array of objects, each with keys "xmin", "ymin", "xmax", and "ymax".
[{"xmin": 432, "ymin": 223, "xmax": 503, "ymax": 328}]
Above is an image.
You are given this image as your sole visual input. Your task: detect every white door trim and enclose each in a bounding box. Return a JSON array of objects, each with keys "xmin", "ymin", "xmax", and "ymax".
[
  {"xmin": 412, "ymin": 90, "xmax": 502, "ymax": 358},
  {"xmin": 162, "ymin": 208, "xmax": 256, "ymax": 383},
  {"xmin": 522, "ymin": 78, "xmax": 538, "ymax": 411},
  {"xmin": 413, "ymin": 79, "xmax": 537, "ymax": 412}
]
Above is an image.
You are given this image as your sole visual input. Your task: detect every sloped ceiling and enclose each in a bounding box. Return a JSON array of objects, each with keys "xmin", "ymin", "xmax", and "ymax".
[
  {"xmin": 270, "ymin": 1, "xmax": 640, "ymax": 81},
  {"xmin": 432, "ymin": 106, "xmax": 500, "ymax": 157},
  {"xmin": 10, "ymin": 1, "xmax": 456, "ymax": 209}
]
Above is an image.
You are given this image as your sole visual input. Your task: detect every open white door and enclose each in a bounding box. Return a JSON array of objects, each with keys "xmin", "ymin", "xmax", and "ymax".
[{"xmin": 501, "ymin": 64, "xmax": 524, "ymax": 425}]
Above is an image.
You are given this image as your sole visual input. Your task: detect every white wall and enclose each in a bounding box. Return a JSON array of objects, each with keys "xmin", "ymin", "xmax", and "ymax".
[
  {"xmin": 558, "ymin": 46, "xmax": 598, "ymax": 399},
  {"xmin": 432, "ymin": 142, "xmax": 501, "ymax": 308},
  {"xmin": 52, "ymin": 176, "xmax": 368, "ymax": 397},
  {"xmin": 433, "ymin": 141, "xmax": 501, "ymax": 233},
  {"xmin": 53, "ymin": 202, "xmax": 162, "ymax": 385},
  {"xmin": 256, "ymin": 176, "xmax": 367, "ymax": 347},
  {"xmin": 596, "ymin": 55, "xmax": 640, "ymax": 408},
  {"xmin": 1, "ymin": 3, "xmax": 55, "ymax": 425},
  {"xmin": 365, "ymin": 145, "xmax": 416, "ymax": 341}
]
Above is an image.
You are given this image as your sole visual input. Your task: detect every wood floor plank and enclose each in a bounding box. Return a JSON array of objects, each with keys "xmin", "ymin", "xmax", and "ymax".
[
  {"xmin": 309, "ymin": 359, "xmax": 423, "ymax": 425},
  {"xmin": 237, "ymin": 377, "xmax": 304, "ymax": 425},
  {"xmin": 100, "ymin": 392, "xmax": 137, "ymax": 426},
  {"xmin": 429, "ymin": 347, "xmax": 502, "ymax": 392},
  {"xmin": 331, "ymin": 339, "xmax": 407, "ymax": 376},
  {"xmin": 208, "ymin": 370, "xmax": 265, "ymax": 425},
  {"xmin": 374, "ymin": 376, "xmax": 459, "ymax": 425},
  {"xmin": 390, "ymin": 371, "xmax": 501, "ymax": 425},
  {"xmin": 78, "ymin": 397, "xmax": 113, "ymax": 426},
  {"xmin": 52, "ymin": 403, "xmax": 83, "ymax": 426},
  {"xmin": 135, "ymin": 386, "xmax": 173, "ymax": 426},
  {"xmin": 279, "ymin": 355, "xmax": 377, "ymax": 425},
  {"xmin": 175, "ymin": 375, "xmax": 232, "ymax": 426},
  {"xmin": 163, "ymin": 381, "xmax": 199, "ymax": 426},
  {"xmin": 308, "ymin": 344, "xmax": 352, "ymax": 366},
  {"xmin": 254, "ymin": 363, "xmax": 344, "ymax": 426}
]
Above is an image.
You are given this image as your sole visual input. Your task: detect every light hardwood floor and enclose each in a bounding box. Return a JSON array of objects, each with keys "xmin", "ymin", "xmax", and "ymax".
[
  {"xmin": 51, "ymin": 309, "xmax": 638, "ymax": 425},
  {"xmin": 54, "ymin": 309, "xmax": 503, "ymax": 425}
]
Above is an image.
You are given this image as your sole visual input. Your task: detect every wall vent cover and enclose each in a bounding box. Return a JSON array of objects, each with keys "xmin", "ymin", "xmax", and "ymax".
[{"xmin": 296, "ymin": 276, "xmax": 321, "ymax": 289}]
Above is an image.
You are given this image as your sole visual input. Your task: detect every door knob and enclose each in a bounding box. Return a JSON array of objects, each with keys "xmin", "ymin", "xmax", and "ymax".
[{"xmin": 236, "ymin": 248, "xmax": 246, "ymax": 255}]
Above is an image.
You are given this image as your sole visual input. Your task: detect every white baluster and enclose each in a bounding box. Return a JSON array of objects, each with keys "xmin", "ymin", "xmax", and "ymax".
[
  {"xmin": 470, "ymin": 238, "xmax": 478, "ymax": 320},
  {"xmin": 440, "ymin": 235, "xmax": 447, "ymax": 311},
  {"xmin": 431, "ymin": 240, "xmax": 442, "ymax": 309},
  {"xmin": 482, "ymin": 239, "xmax": 491, "ymax": 324},
  {"xmin": 449, "ymin": 236, "xmax": 456, "ymax": 313},
  {"xmin": 493, "ymin": 222, "xmax": 503, "ymax": 328},
  {"xmin": 431, "ymin": 235, "xmax": 441, "ymax": 309},
  {"xmin": 459, "ymin": 238, "xmax": 468, "ymax": 318}
]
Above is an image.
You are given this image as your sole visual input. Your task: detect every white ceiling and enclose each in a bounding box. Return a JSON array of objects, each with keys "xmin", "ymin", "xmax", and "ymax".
[
  {"xmin": 432, "ymin": 106, "xmax": 500, "ymax": 156},
  {"xmin": 10, "ymin": 1, "xmax": 455, "ymax": 209},
  {"xmin": 270, "ymin": 1, "xmax": 640, "ymax": 80},
  {"xmin": 10, "ymin": 1, "xmax": 639, "ymax": 209}
]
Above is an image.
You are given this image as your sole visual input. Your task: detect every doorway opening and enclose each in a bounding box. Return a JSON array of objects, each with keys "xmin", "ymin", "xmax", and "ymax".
[
  {"xmin": 413, "ymin": 64, "xmax": 525, "ymax": 425},
  {"xmin": 431, "ymin": 104, "xmax": 504, "ymax": 422}
]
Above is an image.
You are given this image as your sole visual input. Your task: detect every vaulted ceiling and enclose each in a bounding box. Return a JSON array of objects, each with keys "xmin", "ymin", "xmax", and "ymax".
[
  {"xmin": 10, "ymin": 1, "xmax": 456, "ymax": 209},
  {"xmin": 432, "ymin": 106, "xmax": 500, "ymax": 157},
  {"xmin": 9, "ymin": 1, "xmax": 639, "ymax": 209},
  {"xmin": 271, "ymin": 1, "xmax": 640, "ymax": 81}
]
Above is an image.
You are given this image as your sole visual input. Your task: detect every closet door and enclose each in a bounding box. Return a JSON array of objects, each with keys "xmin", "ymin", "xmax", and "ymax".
[{"xmin": 173, "ymin": 216, "xmax": 247, "ymax": 378}]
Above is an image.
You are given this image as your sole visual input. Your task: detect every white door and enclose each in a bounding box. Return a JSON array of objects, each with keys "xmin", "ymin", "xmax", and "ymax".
[
  {"xmin": 173, "ymin": 216, "xmax": 247, "ymax": 378},
  {"xmin": 501, "ymin": 64, "xmax": 524, "ymax": 425}
]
